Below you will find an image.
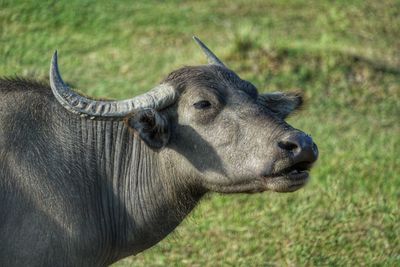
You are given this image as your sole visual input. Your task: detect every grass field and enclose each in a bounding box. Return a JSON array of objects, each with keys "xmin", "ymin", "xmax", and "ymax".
[{"xmin": 1, "ymin": 0, "xmax": 399, "ymax": 265}]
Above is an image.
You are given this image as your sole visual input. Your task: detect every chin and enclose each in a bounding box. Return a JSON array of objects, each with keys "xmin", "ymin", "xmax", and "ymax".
[
  {"xmin": 260, "ymin": 172, "xmax": 310, "ymax": 193},
  {"xmin": 203, "ymin": 161, "xmax": 313, "ymax": 194},
  {"xmin": 203, "ymin": 173, "xmax": 310, "ymax": 194}
]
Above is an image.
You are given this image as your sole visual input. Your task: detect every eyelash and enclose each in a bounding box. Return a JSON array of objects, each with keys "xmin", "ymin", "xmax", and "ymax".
[{"xmin": 193, "ymin": 100, "xmax": 212, "ymax": 109}]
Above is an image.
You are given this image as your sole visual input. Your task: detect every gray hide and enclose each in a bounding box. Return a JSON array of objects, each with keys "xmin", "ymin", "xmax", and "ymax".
[{"xmin": 0, "ymin": 39, "xmax": 318, "ymax": 266}]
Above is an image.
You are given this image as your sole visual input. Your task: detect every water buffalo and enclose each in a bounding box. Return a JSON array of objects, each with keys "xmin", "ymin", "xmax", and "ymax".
[{"xmin": 0, "ymin": 37, "xmax": 318, "ymax": 266}]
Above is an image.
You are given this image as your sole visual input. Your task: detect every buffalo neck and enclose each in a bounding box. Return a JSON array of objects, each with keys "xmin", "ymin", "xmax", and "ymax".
[{"xmin": 70, "ymin": 117, "xmax": 203, "ymax": 261}]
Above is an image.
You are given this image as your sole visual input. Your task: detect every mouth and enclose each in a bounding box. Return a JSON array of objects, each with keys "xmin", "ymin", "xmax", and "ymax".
[
  {"xmin": 272, "ymin": 161, "xmax": 311, "ymax": 179},
  {"xmin": 202, "ymin": 162, "xmax": 314, "ymax": 194},
  {"xmin": 261, "ymin": 161, "xmax": 312, "ymax": 192}
]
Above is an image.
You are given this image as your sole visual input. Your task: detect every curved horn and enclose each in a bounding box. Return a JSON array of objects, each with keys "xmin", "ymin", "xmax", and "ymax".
[
  {"xmin": 49, "ymin": 51, "xmax": 178, "ymax": 120},
  {"xmin": 193, "ymin": 36, "xmax": 226, "ymax": 67}
]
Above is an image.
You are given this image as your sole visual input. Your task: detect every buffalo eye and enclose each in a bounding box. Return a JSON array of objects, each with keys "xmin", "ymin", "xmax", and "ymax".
[{"xmin": 193, "ymin": 100, "xmax": 211, "ymax": 109}]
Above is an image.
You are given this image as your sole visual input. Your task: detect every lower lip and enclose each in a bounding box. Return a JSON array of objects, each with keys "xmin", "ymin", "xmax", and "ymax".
[
  {"xmin": 262, "ymin": 171, "xmax": 309, "ymax": 182},
  {"xmin": 286, "ymin": 171, "xmax": 309, "ymax": 180},
  {"xmin": 260, "ymin": 171, "xmax": 310, "ymax": 192}
]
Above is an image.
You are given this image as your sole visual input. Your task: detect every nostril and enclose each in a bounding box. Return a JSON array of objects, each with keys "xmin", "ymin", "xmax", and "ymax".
[
  {"xmin": 312, "ymin": 143, "xmax": 318, "ymax": 153},
  {"xmin": 312, "ymin": 142, "xmax": 319, "ymax": 158},
  {"xmin": 278, "ymin": 140, "xmax": 299, "ymax": 152}
]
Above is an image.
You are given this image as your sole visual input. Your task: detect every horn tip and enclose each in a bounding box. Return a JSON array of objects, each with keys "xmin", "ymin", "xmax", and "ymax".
[
  {"xmin": 51, "ymin": 50, "xmax": 59, "ymax": 66},
  {"xmin": 192, "ymin": 36, "xmax": 203, "ymax": 47},
  {"xmin": 50, "ymin": 49, "xmax": 63, "ymax": 86}
]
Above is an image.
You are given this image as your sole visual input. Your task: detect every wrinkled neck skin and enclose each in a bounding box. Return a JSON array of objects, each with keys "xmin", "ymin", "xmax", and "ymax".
[{"xmin": 72, "ymin": 117, "xmax": 204, "ymax": 264}]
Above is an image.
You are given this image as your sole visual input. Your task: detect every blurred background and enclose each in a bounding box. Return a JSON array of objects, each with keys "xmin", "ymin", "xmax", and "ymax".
[{"xmin": 1, "ymin": 0, "xmax": 399, "ymax": 265}]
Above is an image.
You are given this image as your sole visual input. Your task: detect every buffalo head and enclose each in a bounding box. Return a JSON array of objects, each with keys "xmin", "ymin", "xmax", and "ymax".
[{"xmin": 49, "ymin": 37, "xmax": 318, "ymax": 194}]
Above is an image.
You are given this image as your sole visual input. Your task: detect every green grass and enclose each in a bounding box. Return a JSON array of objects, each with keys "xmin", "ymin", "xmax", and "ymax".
[{"xmin": 1, "ymin": 0, "xmax": 399, "ymax": 265}]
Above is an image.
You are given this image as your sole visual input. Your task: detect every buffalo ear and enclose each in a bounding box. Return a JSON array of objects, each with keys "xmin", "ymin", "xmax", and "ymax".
[
  {"xmin": 125, "ymin": 109, "xmax": 170, "ymax": 149},
  {"xmin": 258, "ymin": 91, "xmax": 303, "ymax": 119}
]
